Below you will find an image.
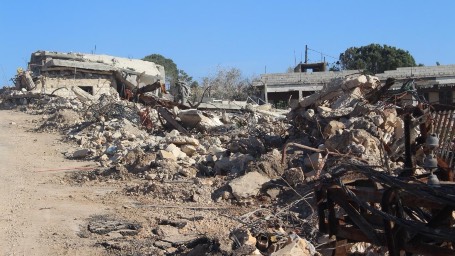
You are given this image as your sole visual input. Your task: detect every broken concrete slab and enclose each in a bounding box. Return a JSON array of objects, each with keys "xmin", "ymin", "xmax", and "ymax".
[
  {"xmin": 72, "ymin": 86, "xmax": 96, "ymax": 102},
  {"xmin": 178, "ymin": 109, "xmax": 223, "ymax": 131},
  {"xmin": 214, "ymin": 153, "xmax": 254, "ymax": 175},
  {"xmin": 295, "ymin": 75, "xmax": 380, "ymax": 110},
  {"xmin": 159, "ymin": 150, "xmax": 177, "ymax": 161},
  {"xmin": 180, "ymin": 144, "xmax": 197, "ymax": 157},
  {"xmin": 318, "ymin": 106, "xmax": 354, "ymax": 118},
  {"xmin": 331, "ymin": 87, "xmax": 364, "ymax": 109},
  {"xmin": 229, "ymin": 171, "xmax": 270, "ymax": 199},
  {"xmin": 166, "ymin": 135, "xmax": 199, "ymax": 146},
  {"xmin": 165, "ymin": 143, "xmax": 187, "ymax": 159},
  {"xmin": 270, "ymin": 236, "xmax": 315, "ymax": 256},
  {"xmin": 323, "ymin": 120, "xmax": 345, "ymax": 138},
  {"xmin": 229, "ymin": 136, "xmax": 266, "ymax": 157},
  {"xmin": 325, "ymin": 129, "xmax": 381, "ymax": 164}
]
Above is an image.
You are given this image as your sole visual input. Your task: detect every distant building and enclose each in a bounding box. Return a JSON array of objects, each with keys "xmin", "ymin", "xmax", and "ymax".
[
  {"xmin": 375, "ymin": 66, "xmax": 455, "ymax": 106},
  {"xmin": 253, "ymin": 64, "xmax": 455, "ymax": 108},
  {"xmin": 252, "ymin": 63, "xmax": 360, "ymax": 108}
]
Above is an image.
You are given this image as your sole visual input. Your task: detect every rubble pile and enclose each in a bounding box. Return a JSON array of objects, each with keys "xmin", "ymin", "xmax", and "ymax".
[
  {"xmin": 287, "ymin": 75, "xmax": 409, "ymax": 174},
  {"xmin": 2, "ymin": 72, "xmax": 448, "ymax": 255}
]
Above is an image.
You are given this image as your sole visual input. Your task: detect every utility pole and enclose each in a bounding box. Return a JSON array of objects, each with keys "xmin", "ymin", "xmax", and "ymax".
[{"xmin": 304, "ymin": 45, "xmax": 308, "ymax": 64}]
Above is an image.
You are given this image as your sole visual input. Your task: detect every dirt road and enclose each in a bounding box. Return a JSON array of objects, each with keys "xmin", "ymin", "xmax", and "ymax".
[{"xmin": 0, "ymin": 110, "xmax": 109, "ymax": 255}]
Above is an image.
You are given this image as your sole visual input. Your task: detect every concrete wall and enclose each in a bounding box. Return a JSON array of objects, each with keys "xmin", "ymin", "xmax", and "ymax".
[
  {"xmin": 31, "ymin": 76, "xmax": 114, "ymax": 98},
  {"xmin": 376, "ymin": 65, "xmax": 455, "ymax": 80}
]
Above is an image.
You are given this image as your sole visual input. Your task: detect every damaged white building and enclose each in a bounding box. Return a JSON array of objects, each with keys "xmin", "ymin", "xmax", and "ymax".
[{"xmin": 14, "ymin": 51, "xmax": 165, "ymax": 99}]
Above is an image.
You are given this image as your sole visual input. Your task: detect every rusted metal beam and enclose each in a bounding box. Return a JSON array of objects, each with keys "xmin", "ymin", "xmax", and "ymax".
[
  {"xmin": 281, "ymin": 142, "xmax": 367, "ymax": 165},
  {"xmin": 341, "ymin": 185, "xmax": 447, "ymax": 211},
  {"xmin": 403, "ymin": 242, "xmax": 455, "ymax": 256},
  {"xmin": 156, "ymin": 106, "xmax": 189, "ymax": 135},
  {"xmin": 439, "ymin": 111, "xmax": 453, "ymax": 164},
  {"xmin": 435, "ymin": 110, "xmax": 446, "ymax": 136},
  {"xmin": 408, "ymin": 206, "xmax": 455, "ymax": 244},
  {"xmin": 315, "ymin": 188, "xmax": 328, "ymax": 234},
  {"xmin": 336, "ymin": 225, "xmax": 376, "ymax": 243},
  {"xmin": 328, "ymin": 187, "xmax": 381, "ymax": 245},
  {"xmin": 317, "ymin": 166, "xmax": 455, "ymax": 256},
  {"xmin": 403, "ymin": 114, "xmax": 414, "ymax": 174}
]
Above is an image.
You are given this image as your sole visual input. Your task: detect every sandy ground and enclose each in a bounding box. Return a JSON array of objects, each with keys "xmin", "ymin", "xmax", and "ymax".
[
  {"xmin": 0, "ymin": 110, "xmax": 109, "ymax": 255},
  {"xmin": 0, "ymin": 109, "xmax": 253, "ymax": 255}
]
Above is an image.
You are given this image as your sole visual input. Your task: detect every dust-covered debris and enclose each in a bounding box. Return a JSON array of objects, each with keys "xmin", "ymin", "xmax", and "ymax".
[{"xmin": 3, "ymin": 70, "xmax": 451, "ymax": 256}]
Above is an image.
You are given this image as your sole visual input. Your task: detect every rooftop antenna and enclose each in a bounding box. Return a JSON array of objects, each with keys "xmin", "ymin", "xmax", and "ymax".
[{"xmin": 294, "ymin": 50, "xmax": 296, "ymax": 66}]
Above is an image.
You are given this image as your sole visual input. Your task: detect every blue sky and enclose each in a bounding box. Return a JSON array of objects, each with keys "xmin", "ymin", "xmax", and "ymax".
[{"xmin": 1, "ymin": 0, "xmax": 454, "ymax": 85}]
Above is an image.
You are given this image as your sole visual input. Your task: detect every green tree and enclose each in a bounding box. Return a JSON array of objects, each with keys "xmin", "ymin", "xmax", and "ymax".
[
  {"xmin": 339, "ymin": 44, "xmax": 416, "ymax": 74},
  {"xmin": 143, "ymin": 54, "xmax": 197, "ymax": 92},
  {"xmin": 178, "ymin": 69, "xmax": 198, "ymax": 88},
  {"xmin": 143, "ymin": 54, "xmax": 178, "ymax": 86},
  {"xmin": 328, "ymin": 61, "xmax": 341, "ymax": 71}
]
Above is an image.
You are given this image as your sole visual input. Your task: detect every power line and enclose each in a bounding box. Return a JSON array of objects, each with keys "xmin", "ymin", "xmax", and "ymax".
[{"xmin": 306, "ymin": 47, "xmax": 338, "ymax": 60}]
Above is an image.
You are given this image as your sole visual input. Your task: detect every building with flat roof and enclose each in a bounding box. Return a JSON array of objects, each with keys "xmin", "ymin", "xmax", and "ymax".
[{"xmin": 253, "ymin": 64, "xmax": 455, "ymax": 108}]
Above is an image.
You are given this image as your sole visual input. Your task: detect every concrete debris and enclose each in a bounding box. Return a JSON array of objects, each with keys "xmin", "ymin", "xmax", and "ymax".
[
  {"xmin": 229, "ymin": 171, "xmax": 270, "ymax": 199},
  {"xmin": 295, "ymin": 75, "xmax": 379, "ymax": 109},
  {"xmin": 271, "ymin": 235, "xmax": 315, "ymax": 256},
  {"xmin": 287, "ymin": 74, "xmax": 418, "ymax": 170},
  {"xmin": 246, "ymin": 148, "xmax": 285, "ymax": 178},
  {"xmin": 214, "ymin": 153, "xmax": 255, "ymax": 175},
  {"xmin": 283, "ymin": 167, "xmax": 305, "ymax": 186},
  {"xmin": 180, "ymin": 144, "xmax": 197, "ymax": 156},
  {"xmin": 164, "ymin": 143, "xmax": 187, "ymax": 159},
  {"xmin": 165, "ymin": 133, "xmax": 199, "ymax": 146},
  {"xmin": 229, "ymin": 136, "xmax": 266, "ymax": 157},
  {"xmin": 325, "ymin": 129, "xmax": 381, "ymax": 160},
  {"xmin": 159, "ymin": 150, "xmax": 177, "ymax": 161},
  {"xmin": 2, "ymin": 67, "xmax": 444, "ymax": 256},
  {"xmin": 322, "ymin": 120, "xmax": 345, "ymax": 138},
  {"xmin": 178, "ymin": 109, "xmax": 223, "ymax": 131},
  {"xmin": 318, "ymin": 105, "xmax": 354, "ymax": 118}
]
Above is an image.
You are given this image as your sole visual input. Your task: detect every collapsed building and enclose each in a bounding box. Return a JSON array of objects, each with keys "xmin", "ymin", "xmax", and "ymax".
[
  {"xmin": 2, "ymin": 51, "xmax": 455, "ymax": 255},
  {"xmin": 14, "ymin": 50, "xmax": 165, "ymax": 99}
]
